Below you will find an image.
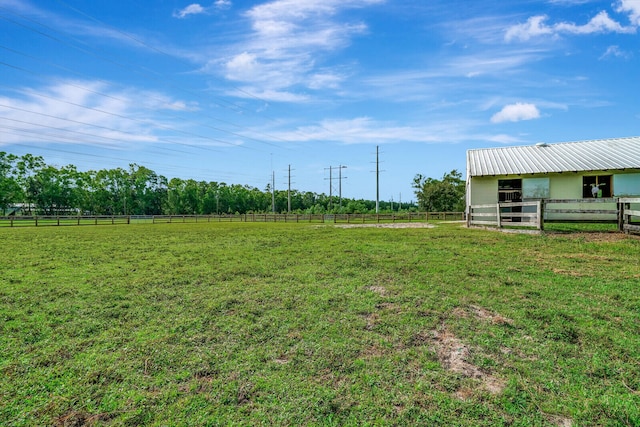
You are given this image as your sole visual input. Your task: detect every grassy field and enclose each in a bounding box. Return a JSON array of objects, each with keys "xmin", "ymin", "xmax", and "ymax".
[{"xmin": 1, "ymin": 222, "xmax": 638, "ymax": 426}]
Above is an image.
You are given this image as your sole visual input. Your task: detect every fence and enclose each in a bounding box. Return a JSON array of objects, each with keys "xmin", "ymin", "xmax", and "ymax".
[
  {"xmin": 0, "ymin": 211, "xmax": 465, "ymax": 228},
  {"xmin": 618, "ymin": 197, "xmax": 640, "ymax": 234},
  {"xmin": 467, "ymin": 201, "xmax": 543, "ymax": 230},
  {"xmin": 0, "ymin": 215, "xmax": 132, "ymax": 227},
  {"xmin": 467, "ymin": 198, "xmax": 640, "ymax": 234}
]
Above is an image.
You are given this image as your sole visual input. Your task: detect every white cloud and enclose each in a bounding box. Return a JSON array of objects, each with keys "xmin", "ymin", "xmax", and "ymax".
[
  {"xmin": 616, "ymin": 0, "xmax": 640, "ymax": 25},
  {"xmin": 308, "ymin": 72, "xmax": 344, "ymax": 90},
  {"xmin": 214, "ymin": 0, "xmax": 383, "ymax": 101},
  {"xmin": 174, "ymin": 4, "xmax": 206, "ymax": 19},
  {"xmin": 505, "ymin": 16, "xmax": 554, "ymax": 41},
  {"xmin": 599, "ymin": 45, "xmax": 631, "ymax": 60},
  {"xmin": 505, "ymin": 10, "xmax": 636, "ymax": 41},
  {"xmin": 215, "ymin": 0, "xmax": 232, "ymax": 10},
  {"xmin": 225, "ymin": 52, "xmax": 260, "ymax": 81},
  {"xmin": 260, "ymin": 116, "xmax": 491, "ymax": 145},
  {"xmin": 230, "ymin": 88, "xmax": 309, "ymax": 103},
  {"xmin": 491, "ymin": 103, "xmax": 541, "ymax": 123},
  {"xmin": 172, "ymin": 1, "xmax": 232, "ymax": 18},
  {"xmin": 554, "ymin": 11, "xmax": 635, "ymax": 34},
  {"xmin": 0, "ymin": 80, "xmax": 195, "ymax": 146}
]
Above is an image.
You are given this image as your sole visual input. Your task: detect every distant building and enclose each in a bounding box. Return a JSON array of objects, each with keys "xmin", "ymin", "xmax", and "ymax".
[{"xmin": 466, "ymin": 136, "xmax": 640, "ymax": 221}]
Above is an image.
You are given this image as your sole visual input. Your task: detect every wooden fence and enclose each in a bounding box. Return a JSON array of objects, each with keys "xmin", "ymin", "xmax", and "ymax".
[
  {"xmin": 0, "ymin": 212, "xmax": 465, "ymax": 228},
  {"xmin": 467, "ymin": 198, "xmax": 640, "ymax": 234},
  {"xmin": 467, "ymin": 201, "xmax": 543, "ymax": 230},
  {"xmin": 619, "ymin": 197, "xmax": 640, "ymax": 234}
]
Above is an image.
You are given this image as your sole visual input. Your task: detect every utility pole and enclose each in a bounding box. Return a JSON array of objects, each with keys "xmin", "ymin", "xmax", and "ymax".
[
  {"xmin": 338, "ymin": 165, "xmax": 347, "ymax": 208},
  {"xmin": 271, "ymin": 170, "xmax": 276, "ymax": 213},
  {"xmin": 376, "ymin": 146, "xmax": 380, "ymax": 213},
  {"xmin": 325, "ymin": 165, "xmax": 347, "ymax": 210},
  {"xmin": 270, "ymin": 153, "xmax": 275, "ymax": 214},
  {"xmin": 328, "ymin": 166, "xmax": 332, "ymax": 209},
  {"xmin": 286, "ymin": 164, "xmax": 294, "ymax": 213}
]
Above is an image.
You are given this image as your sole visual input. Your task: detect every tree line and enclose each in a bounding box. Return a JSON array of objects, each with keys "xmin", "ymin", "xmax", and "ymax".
[
  {"xmin": 412, "ymin": 170, "xmax": 466, "ymax": 213},
  {"xmin": 0, "ymin": 153, "xmax": 425, "ymax": 216}
]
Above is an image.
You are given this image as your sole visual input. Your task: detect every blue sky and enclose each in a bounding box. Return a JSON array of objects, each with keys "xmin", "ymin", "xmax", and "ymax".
[{"xmin": 1, "ymin": 0, "xmax": 639, "ymax": 203}]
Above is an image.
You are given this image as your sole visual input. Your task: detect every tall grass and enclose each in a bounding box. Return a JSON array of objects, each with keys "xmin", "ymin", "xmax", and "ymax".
[{"xmin": 1, "ymin": 223, "xmax": 638, "ymax": 426}]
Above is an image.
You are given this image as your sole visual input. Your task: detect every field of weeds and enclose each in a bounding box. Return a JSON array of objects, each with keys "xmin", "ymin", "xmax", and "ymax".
[{"xmin": 1, "ymin": 222, "xmax": 638, "ymax": 426}]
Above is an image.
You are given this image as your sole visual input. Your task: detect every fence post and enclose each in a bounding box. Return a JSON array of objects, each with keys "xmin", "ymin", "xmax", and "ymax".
[
  {"xmin": 617, "ymin": 199, "xmax": 624, "ymax": 231},
  {"xmin": 537, "ymin": 201, "xmax": 544, "ymax": 230},
  {"xmin": 466, "ymin": 206, "xmax": 470, "ymax": 228},
  {"xmin": 496, "ymin": 204, "xmax": 502, "ymax": 228}
]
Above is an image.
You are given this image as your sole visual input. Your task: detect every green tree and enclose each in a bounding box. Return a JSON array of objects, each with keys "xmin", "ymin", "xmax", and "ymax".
[
  {"xmin": 412, "ymin": 169, "xmax": 465, "ymax": 212},
  {"xmin": 128, "ymin": 164, "xmax": 167, "ymax": 215},
  {"xmin": 0, "ymin": 152, "xmax": 22, "ymax": 214}
]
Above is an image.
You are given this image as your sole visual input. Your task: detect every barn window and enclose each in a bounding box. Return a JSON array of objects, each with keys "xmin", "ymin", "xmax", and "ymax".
[
  {"xmin": 498, "ymin": 179, "xmax": 522, "ymax": 202},
  {"xmin": 582, "ymin": 175, "xmax": 611, "ymax": 198}
]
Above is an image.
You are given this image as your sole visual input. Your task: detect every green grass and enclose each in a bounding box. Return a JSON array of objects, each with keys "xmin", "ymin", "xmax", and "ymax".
[{"xmin": 1, "ymin": 222, "xmax": 639, "ymax": 426}]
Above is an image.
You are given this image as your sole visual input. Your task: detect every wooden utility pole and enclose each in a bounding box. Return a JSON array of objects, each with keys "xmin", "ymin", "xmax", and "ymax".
[
  {"xmin": 287, "ymin": 164, "xmax": 293, "ymax": 213},
  {"xmin": 338, "ymin": 165, "xmax": 347, "ymax": 208},
  {"xmin": 376, "ymin": 146, "xmax": 380, "ymax": 213},
  {"xmin": 271, "ymin": 170, "xmax": 275, "ymax": 213}
]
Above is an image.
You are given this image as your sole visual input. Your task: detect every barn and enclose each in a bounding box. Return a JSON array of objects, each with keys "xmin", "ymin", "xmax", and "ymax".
[{"xmin": 466, "ymin": 136, "xmax": 640, "ymax": 222}]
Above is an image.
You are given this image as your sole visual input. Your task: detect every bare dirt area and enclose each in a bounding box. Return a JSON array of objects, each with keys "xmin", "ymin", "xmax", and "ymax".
[
  {"xmin": 452, "ymin": 305, "xmax": 514, "ymax": 326},
  {"xmin": 425, "ymin": 306, "xmax": 511, "ymax": 398},
  {"xmin": 428, "ymin": 306, "xmax": 574, "ymax": 425},
  {"xmin": 431, "ymin": 328, "xmax": 506, "ymax": 396},
  {"xmin": 334, "ymin": 222, "xmax": 435, "ymax": 229}
]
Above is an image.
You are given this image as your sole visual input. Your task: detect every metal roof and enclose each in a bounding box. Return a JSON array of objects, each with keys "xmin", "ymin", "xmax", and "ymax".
[{"xmin": 467, "ymin": 136, "xmax": 640, "ymax": 177}]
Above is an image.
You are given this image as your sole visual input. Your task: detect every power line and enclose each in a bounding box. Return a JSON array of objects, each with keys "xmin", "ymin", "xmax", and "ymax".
[
  {"xmin": 0, "ymin": 4, "xmax": 341, "ymax": 147},
  {"xmin": 3, "ymin": 140, "xmax": 270, "ymax": 183},
  {"xmin": 0, "ymin": 104, "xmax": 223, "ymax": 153},
  {"xmin": 324, "ymin": 165, "xmax": 347, "ymax": 209},
  {"xmin": 0, "ymin": 79, "xmax": 255, "ymax": 151},
  {"xmin": 0, "ymin": 45, "xmax": 294, "ymax": 148}
]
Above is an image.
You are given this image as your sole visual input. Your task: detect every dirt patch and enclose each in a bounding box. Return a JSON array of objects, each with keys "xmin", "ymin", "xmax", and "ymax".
[
  {"xmin": 452, "ymin": 305, "xmax": 513, "ymax": 326},
  {"xmin": 55, "ymin": 411, "xmax": 112, "ymax": 426},
  {"xmin": 335, "ymin": 222, "xmax": 435, "ymax": 229},
  {"xmin": 470, "ymin": 305, "xmax": 513, "ymax": 326},
  {"xmin": 544, "ymin": 413, "xmax": 573, "ymax": 427},
  {"xmin": 367, "ymin": 285, "xmax": 387, "ymax": 296},
  {"xmin": 431, "ymin": 328, "xmax": 506, "ymax": 395},
  {"xmin": 363, "ymin": 312, "xmax": 379, "ymax": 331}
]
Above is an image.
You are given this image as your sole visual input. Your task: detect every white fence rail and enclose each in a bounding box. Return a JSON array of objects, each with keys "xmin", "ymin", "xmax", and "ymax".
[
  {"xmin": 467, "ymin": 198, "xmax": 640, "ymax": 235},
  {"xmin": 467, "ymin": 201, "xmax": 543, "ymax": 230}
]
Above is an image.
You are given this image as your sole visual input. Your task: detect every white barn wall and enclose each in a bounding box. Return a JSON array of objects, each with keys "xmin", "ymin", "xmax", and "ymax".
[{"xmin": 468, "ymin": 177, "xmax": 498, "ymax": 205}]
